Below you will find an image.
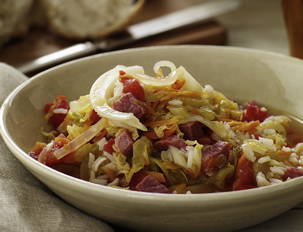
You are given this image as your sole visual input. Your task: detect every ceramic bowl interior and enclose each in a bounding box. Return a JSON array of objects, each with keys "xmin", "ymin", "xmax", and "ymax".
[{"xmin": 2, "ymin": 46, "xmax": 303, "ymax": 232}]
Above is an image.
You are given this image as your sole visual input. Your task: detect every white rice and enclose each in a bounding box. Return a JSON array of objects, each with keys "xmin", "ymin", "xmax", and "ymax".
[
  {"xmin": 168, "ymin": 99, "xmax": 183, "ymax": 106},
  {"xmin": 270, "ymin": 166, "xmax": 286, "ymax": 176},
  {"xmin": 295, "ymin": 143, "xmax": 303, "ymax": 154},
  {"xmin": 269, "ymin": 159, "xmax": 283, "ymax": 167},
  {"xmin": 256, "ymin": 172, "xmax": 270, "ymax": 186},
  {"xmin": 259, "ymin": 137, "xmax": 276, "ymax": 151},
  {"xmin": 282, "ymin": 146, "xmax": 292, "ymax": 153},
  {"xmin": 289, "ymin": 153, "xmax": 299, "ymax": 165},
  {"xmin": 258, "ymin": 156, "xmax": 271, "ymax": 164},
  {"xmin": 53, "ymin": 108, "xmax": 68, "ymax": 114}
]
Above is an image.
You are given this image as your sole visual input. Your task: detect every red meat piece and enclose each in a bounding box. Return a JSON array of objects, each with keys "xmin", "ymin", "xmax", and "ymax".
[
  {"xmin": 282, "ymin": 167, "xmax": 303, "ymax": 181},
  {"xmin": 154, "ymin": 135, "xmax": 186, "ymax": 151},
  {"xmin": 134, "ymin": 175, "xmax": 170, "ymax": 193},
  {"xmin": 179, "ymin": 121, "xmax": 205, "ymax": 140},
  {"xmin": 112, "ymin": 93, "xmax": 147, "ymax": 119},
  {"xmin": 202, "ymin": 141, "xmax": 231, "ymax": 174},
  {"xmin": 115, "ymin": 130, "xmax": 133, "ymax": 156}
]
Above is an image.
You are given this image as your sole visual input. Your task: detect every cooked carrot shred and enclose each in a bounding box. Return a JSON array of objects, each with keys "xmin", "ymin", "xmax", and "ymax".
[
  {"xmin": 277, "ymin": 150, "xmax": 292, "ymax": 157},
  {"xmin": 164, "ymin": 125, "xmax": 177, "ymax": 137},
  {"xmin": 145, "ymin": 117, "xmax": 179, "ymax": 127},
  {"xmin": 144, "ymin": 125, "xmax": 177, "ymax": 139},
  {"xmin": 229, "ymin": 120, "xmax": 260, "ymax": 133},
  {"xmin": 144, "ymin": 131, "xmax": 159, "ymax": 140},
  {"xmin": 160, "ymin": 91, "xmax": 201, "ymax": 101},
  {"xmin": 172, "ymin": 79, "xmax": 185, "ymax": 89}
]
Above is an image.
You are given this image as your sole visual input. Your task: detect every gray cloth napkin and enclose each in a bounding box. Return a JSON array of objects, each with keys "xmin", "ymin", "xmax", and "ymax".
[{"xmin": 0, "ymin": 63, "xmax": 113, "ymax": 232}]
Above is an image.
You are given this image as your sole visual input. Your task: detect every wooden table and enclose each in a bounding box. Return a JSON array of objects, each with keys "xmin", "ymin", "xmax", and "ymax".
[{"xmin": 0, "ymin": 0, "xmax": 227, "ymax": 72}]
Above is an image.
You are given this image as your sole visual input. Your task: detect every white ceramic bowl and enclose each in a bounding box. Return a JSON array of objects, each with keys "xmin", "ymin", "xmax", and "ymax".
[{"xmin": 1, "ymin": 46, "xmax": 303, "ymax": 232}]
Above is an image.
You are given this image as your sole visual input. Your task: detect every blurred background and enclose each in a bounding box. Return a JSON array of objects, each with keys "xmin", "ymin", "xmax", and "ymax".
[{"xmin": 0, "ymin": 0, "xmax": 291, "ymax": 75}]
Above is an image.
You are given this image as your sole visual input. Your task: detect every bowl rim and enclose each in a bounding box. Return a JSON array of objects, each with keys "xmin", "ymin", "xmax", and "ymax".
[{"xmin": 1, "ymin": 45, "xmax": 303, "ymax": 204}]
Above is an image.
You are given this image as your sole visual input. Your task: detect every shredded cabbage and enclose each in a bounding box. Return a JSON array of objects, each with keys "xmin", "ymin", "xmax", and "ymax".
[
  {"xmin": 113, "ymin": 152, "xmax": 130, "ymax": 177},
  {"xmin": 126, "ymin": 136, "xmax": 152, "ymax": 183},
  {"xmin": 258, "ymin": 116, "xmax": 290, "ymax": 136}
]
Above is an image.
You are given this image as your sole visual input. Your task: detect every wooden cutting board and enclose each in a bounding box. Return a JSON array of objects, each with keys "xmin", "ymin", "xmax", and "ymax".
[{"xmin": 0, "ymin": 0, "xmax": 227, "ymax": 69}]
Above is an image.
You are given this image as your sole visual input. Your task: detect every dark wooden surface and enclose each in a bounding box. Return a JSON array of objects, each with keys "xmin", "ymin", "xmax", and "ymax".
[
  {"xmin": 0, "ymin": 0, "xmax": 227, "ymax": 69},
  {"xmin": 282, "ymin": 0, "xmax": 303, "ymax": 59}
]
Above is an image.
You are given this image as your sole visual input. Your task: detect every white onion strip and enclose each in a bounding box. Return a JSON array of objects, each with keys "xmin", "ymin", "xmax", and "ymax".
[
  {"xmin": 132, "ymin": 71, "xmax": 177, "ymax": 87},
  {"xmin": 90, "ymin": 67, "xmax": 147, "ymax": 131},
  {"xmin": 89, "ymin": 61, "xmax": 203, "ymax": 132},
  {"xmin": 38, "ymin": 141, "xmax": 54, "ymax": 164},
  {"xmin": 53, "ymin": 119, "xmax": 106, "ymax": 159},
  {"xmin": 92, "ymin": 156, "xmax": 107, "ymax": 172},
  {"xmin": 153, "ymin": 60, "xmax": 176, "ymax": 77}
]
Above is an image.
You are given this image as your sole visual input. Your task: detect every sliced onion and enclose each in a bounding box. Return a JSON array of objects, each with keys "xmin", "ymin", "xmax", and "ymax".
[
  {"xmin": 94, "ymin": 104, "xmax": 147, "ymax": 131},
  {"xmin": 153, "ymin": 60, "xmax": 176, "ymax": 77},
  {"xmin": 89, "ymin": 66, "xmax": 147, "ymax": 131},
  {"xmin": 124, "ymin": 61, "xmax": 178, "ymax": 87},
  {"xmin": 90, "ymin": 68, "xmax": 120, "ymax": 107},
  {"xmin": 53, "ymin": 119, "xmax": 106, "ymax": 159},
  {"xmin": 176, "ymin": 66, "xmax": 203, "ymax": 92},
  {"xmin": 38, "ymin": 141, "xmax": 54, "ymax": 164},
  {"xmin": 89, "ymin": 61, "xmax": 203, "ymax": 132},
  {"xmin": 92, "ymin": 156, "xmax": 107, "ymax": 172}
]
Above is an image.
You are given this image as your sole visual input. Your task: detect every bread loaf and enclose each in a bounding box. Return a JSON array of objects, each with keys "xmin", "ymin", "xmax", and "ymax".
[
  {"xmin": 0, "ymin": 0, "xmax": 33, "ymax": 46},
  {"xmin": 40, "ymin": 0, "xmax": 144, "ymax": 39}
]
